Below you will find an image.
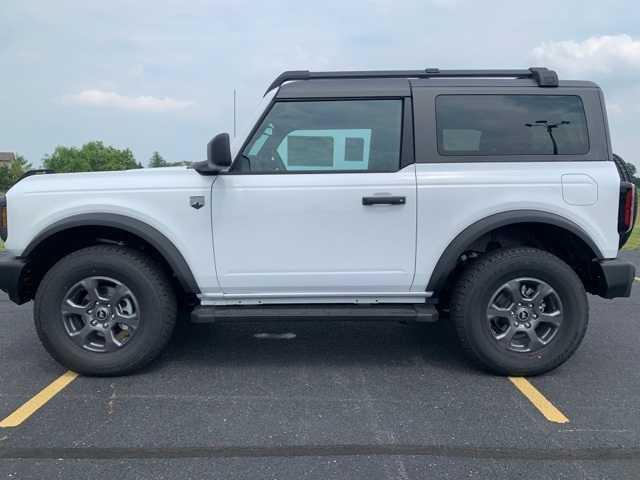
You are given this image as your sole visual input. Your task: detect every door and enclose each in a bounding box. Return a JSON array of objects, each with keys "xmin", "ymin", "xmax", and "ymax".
[{"xmin": 211, "ymin": 98, "xmax": 417, "ymax": 297}]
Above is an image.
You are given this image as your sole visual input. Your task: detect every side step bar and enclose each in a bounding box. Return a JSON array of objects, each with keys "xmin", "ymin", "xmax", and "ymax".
[{"xmin": 191, "ymin": 304, "xmax": 439, "ymax": 324}]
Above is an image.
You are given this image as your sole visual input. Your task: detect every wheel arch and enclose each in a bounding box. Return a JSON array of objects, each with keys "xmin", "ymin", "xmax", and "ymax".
[
  {"xmin": 22, "ymin": 213, "xmax": 200, "ymax": 300},
  {"xmin": 427, "ymin": 210, "xmax": 605, "ymax": 295}
]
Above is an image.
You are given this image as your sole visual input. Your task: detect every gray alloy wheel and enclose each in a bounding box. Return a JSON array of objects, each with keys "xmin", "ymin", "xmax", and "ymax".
[
  {"xmin": 35, "ymin": 245, "xmax": 177, "ymax": 376},
  {"xmin": 450, "ymin": 247, "xmax": 588, "ymax": 376},
  {"xmin": 61, "ymin": 276, "xmax": 141, "ymax": 353},
  {"xmin": 486, "ymin": 277, "xmax": 563, "ymax": 353}
]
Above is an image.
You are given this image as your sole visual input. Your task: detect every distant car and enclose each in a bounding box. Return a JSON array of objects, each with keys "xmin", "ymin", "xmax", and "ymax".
[{"xmin": 0, "ymin": 68, "xmax": 636, "ymax": 376}]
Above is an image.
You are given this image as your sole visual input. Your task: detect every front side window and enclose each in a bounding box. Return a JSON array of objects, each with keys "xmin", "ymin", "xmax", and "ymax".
[
  {"xmin": 436, "ymin": 95, "xmax": 589, "ymax": 156},
  {"xmin": 239, "ymin": 100, "xmax": 402, "ymax": 173}
]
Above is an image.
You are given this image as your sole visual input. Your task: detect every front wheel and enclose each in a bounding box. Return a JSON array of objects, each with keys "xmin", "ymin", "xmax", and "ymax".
[
  {"xmin": 35, "ymin": 245, "xmax": 177, "ymax": 376},
  {"xmin": 450, "ymin": 247, "xmax": 588, "ymax": 376}
]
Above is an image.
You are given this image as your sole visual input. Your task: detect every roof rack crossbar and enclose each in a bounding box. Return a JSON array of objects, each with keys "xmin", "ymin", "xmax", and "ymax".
[{"xmin": 265, "ymin": 67, "xmax": 559, "ymax": 94}]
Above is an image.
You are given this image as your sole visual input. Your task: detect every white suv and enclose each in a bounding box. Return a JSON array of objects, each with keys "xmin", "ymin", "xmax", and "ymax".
[{"xmin": 0, "ymin": 68, "xmax": 636, "ymax": 376}]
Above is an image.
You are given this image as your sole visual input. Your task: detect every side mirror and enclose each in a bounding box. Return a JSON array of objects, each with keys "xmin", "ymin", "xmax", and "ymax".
[
  {"xmin": 208, "ymin": 133, "xmax": 232, "ymax": 167},
  {"xmin": 194, "ymin": 133, "xmax": 232, "ymax": 175}
]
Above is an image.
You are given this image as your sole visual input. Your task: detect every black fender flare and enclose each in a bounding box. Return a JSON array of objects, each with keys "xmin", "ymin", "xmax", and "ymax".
[
  {"xmin": 426, "ymin": 210, "xmax": 604, "ymax": 293},
  {"xmin": 22, "ymin": 213, "xmax": 200, "ymax": 294}
]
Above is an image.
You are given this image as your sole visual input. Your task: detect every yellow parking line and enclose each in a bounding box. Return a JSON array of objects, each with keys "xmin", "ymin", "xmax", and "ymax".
[
  {"xmin": 509, "ymin": 377, "xmax": 569, "ymax": 424},
  {"xmin": 635, "ymin": 277, "xmax": 640, "ymax": 283},
  {"xmin": 0, "ymin": 371, "xmax": 79, "ymax": 428}
]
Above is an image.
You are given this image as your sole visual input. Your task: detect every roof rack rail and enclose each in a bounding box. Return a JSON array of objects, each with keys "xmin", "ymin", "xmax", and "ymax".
[{"xmin": 265, "ymin": 67, "xmax": 559, "ymax": 94}]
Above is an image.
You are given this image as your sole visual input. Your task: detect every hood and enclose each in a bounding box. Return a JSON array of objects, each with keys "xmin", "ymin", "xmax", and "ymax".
[{"xmin": 8, "ymin": 166, "xmax": 211, "ymax": 196}]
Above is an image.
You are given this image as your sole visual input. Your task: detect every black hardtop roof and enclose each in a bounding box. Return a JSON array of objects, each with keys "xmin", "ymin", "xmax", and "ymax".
[{"xmin": 276, "ymin": 77, "xmax": 413, "ymax": 99}]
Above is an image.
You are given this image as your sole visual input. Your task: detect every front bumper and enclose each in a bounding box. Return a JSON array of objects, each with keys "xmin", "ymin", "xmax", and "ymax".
[
  {"xmin": 0, "ymin": 253, "xmax": 29, "ymax": 305},
  {"xmin": 597, "ymin": 258, "xmax": 636, "ymax": 299}
]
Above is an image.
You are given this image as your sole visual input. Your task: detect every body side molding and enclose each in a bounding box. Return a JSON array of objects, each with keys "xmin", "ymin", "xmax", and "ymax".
[
  {"xmin": 22, "ymin": 213, "xmax": 200, "ymax": 294},
  {"xmin": 426, "ymin": 210, "xmax": 605, "ymax": 293}
]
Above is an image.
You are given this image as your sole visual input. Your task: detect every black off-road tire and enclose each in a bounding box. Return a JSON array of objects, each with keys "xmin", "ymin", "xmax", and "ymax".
[
  {"xmin": 35, "ymin": 245, "xmax": 177, "ymax": 376},
  {"xmin": 450, "ymin": 247, "xmax": 589, "ymax": 376}
]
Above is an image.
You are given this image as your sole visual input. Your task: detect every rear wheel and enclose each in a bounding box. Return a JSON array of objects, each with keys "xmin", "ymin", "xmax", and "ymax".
[
  {"xmin": 450, "ymin": 247, "xmax": 588, "ymax": 376},
  {"xmin": 35, "ymin": 245, "xmax": 177, "ymax": 376}
]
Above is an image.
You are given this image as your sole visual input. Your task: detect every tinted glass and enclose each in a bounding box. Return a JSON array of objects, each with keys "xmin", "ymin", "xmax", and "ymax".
[
  {"xmin": 436, "ymin": 95, "xmax": 589, "ymax": 156},
  {"xmin": 288, "ymin": 136, "xmax": 333, "ymax": 166},
  {"xmin": 345, "ymin": 137, "xmax": 365, "ymax": 162},
  {"xmin": 240, "ymin": 100, "xmax": 402, "ymax": 172}
]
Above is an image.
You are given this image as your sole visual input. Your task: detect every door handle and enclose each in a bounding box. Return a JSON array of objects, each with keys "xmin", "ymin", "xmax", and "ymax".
[{"xmin": 362, "ymin": 196, "xmax": 406, "ymax": 206}]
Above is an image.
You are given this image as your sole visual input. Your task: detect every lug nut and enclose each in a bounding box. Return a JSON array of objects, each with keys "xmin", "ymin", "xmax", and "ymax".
[
  {"xmin": 533, "ymin": 314, "xmax": 538, "ymax": 319},
  {"xmin": 525, "ymin": 322, "xmax": 531, "ymax": 328},
  {"xmin": 90, "ymin": 320, "xmax": 97, "ymax": 326},
  {"xmin": 102, "ymin": 323, "xmax": 108, "ymax": 328}
]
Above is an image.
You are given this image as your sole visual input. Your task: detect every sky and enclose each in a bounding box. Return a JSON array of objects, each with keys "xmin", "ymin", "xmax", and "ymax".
[{"xmin": 1, "ymin": 0, "xmax": 639, "ymax": 168}]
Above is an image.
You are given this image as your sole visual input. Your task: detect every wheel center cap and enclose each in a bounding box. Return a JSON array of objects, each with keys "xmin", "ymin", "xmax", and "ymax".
[
  {"xmin": 517, "ymin": 309, "xmax": 530, "ymax": 321},
  {"xmin": 95, "ymin": 307, "xmax": 110, "ymax": 321}
]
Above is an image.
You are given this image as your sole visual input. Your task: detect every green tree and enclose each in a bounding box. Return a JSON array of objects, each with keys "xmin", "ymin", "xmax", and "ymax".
[
  {"xmin": 12, "ymin": 155, "xmax": 32, "ymax": 176},
  {"xmin": 624, "ymin": 161, "xmax": 640, "ymax": 188},
  {"xmin": 149, "ymin": 151, "xmax": 168, "ymax": 168},
  {"xmin": 0, "ymin": 154, "xmax": 32, "ymax": 192},
  {"xmin": 149, "ymin": 151, "xmax": 190, "ymax": 168},
  {"xmin": 43, "ymin": 141, "xmax": 139, "ymax": 173},
  {"xmin": 0, "ymin": 168, "xmax": 9, "ymax": 192}
]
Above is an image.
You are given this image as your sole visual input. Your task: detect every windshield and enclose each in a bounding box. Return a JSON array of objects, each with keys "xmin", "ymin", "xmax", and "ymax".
[{"xmin": 230, "ymin": 89, "xmax": 277, "ymax": 159}]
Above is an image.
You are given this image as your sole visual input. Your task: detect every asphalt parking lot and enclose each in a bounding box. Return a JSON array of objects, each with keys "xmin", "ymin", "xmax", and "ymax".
[{"xmin": 1, "ymin": 252, "xmax": 639, "ymax": 479}]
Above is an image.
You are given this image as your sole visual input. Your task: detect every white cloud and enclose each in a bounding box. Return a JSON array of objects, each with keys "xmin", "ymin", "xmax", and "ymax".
[
  {"xmin": 531, "ymin": 34, "xmax": 640, "ymax": 76},
  {"xmin": 62, "ymin": 89, "xmax": 194, "ymax": 112},
  {"xmin": 429, "ymin": 0, "xmax": 461, "ymax": 6},
  {"xmin": 372, "ymin": 0, "xmax": 460, "ymax": 9},
  {"xmin": 607, "ymin": 102, "xmax": 624, "ymax": 115}
]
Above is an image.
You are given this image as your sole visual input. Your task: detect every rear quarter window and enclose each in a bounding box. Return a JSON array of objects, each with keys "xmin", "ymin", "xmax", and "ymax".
[{"xmin": 436, "ymin": 95, "xmax": 589, "ymax": 156}]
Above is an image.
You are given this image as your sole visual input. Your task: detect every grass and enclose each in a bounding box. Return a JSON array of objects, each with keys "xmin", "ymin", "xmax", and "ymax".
[{"xmin": 622, "ymin": 210, "xmax": 640, "ymax": 251}]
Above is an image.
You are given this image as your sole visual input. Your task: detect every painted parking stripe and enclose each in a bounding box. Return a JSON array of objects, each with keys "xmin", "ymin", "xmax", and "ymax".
[
  {"xmin": 635, "ymin": 277, "xmax": 640, "ymax": 283},
  {"xmin": 0, "ymin": 371, "xmax": 79, "ymax": 428},
  {"xmin": 509, "ymin": 377, "xmax": 569, "ymax": 424}
]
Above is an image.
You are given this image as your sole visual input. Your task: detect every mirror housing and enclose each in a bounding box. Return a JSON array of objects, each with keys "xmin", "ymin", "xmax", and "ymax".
[
  {"xmin": 208, "ymin": 133, "xmax": 232, "ymax": 167},
  {"xmin": 193, "ymin": 133, "xmax": 232, "ymax": 175}
]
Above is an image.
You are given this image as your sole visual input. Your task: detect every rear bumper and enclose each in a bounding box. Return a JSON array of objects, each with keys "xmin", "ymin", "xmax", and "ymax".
[
  {"xmin": 597, "ymin": 258, "xmax": 636, "ymax": 299},
  {"xmin": 0, "ymin": 253, "xmax": 29, "ymax": 305}
]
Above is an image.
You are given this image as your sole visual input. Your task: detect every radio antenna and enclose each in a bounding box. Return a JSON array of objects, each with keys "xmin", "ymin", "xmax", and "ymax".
[{"xmin": 233, "ymin": 89, "xmax": 237, "ymax": 138}]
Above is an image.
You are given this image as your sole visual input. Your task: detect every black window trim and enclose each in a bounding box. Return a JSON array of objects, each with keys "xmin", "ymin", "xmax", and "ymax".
[
  {"xmin": 434, "ymin": 93, "xmax": 591, "ymax": 158},
  {"xmin": 225, "ymin": 96, "xmax": 414, "ymax": 175}
]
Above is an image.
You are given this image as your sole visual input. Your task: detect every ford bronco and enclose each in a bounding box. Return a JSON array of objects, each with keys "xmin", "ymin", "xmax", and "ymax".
[{"xmin": 0, "ymin": 68, "xmax": 636, "ymax": 376}]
